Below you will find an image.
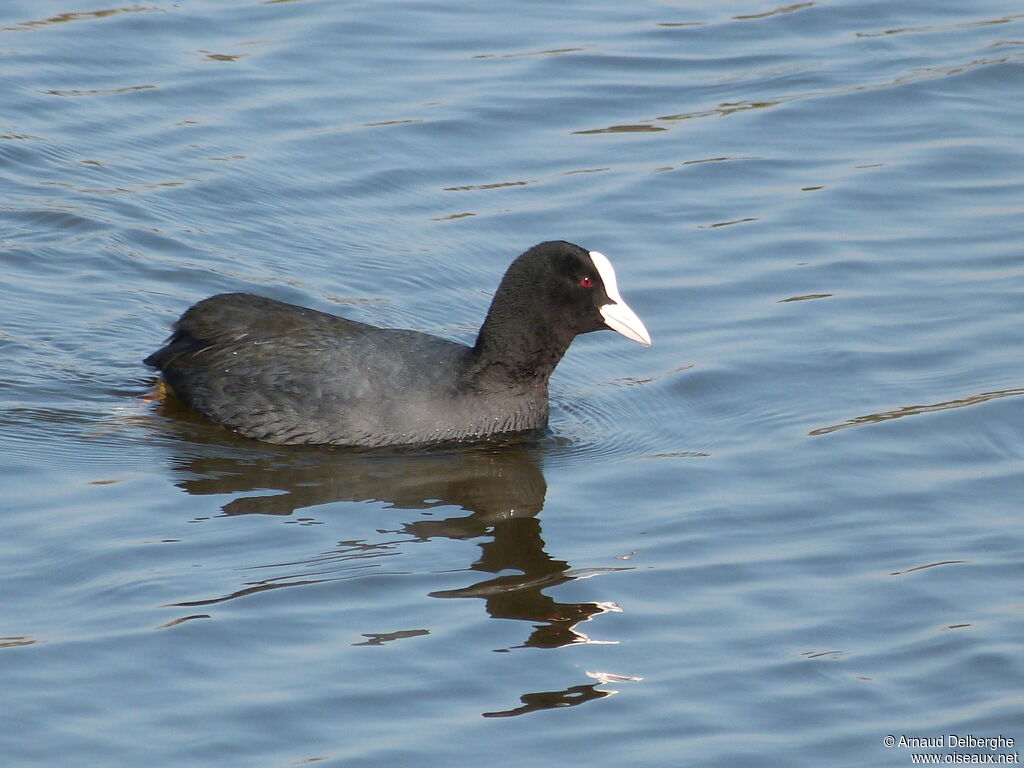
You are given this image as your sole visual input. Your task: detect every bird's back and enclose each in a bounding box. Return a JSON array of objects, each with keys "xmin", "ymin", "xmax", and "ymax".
[{"xmin": 146, "ymin": 293, "xmax": 547, "ymax": 446}]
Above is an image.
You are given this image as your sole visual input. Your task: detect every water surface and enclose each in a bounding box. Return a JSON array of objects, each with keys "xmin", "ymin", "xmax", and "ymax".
[{"xmin": 2, "ymin": 1, "xmax": 1023, "ymax": 766}]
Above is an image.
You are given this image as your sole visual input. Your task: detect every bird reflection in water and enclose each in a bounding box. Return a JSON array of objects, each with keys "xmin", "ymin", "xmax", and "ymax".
[{"xmin": 152, "ymin": 405, "xmax": 633, "ymax": 714}]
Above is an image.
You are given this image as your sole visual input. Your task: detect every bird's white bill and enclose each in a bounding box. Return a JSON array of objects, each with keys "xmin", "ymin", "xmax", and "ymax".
[{"xmin": 589, "ymin": 251, "xmax": 652, "ymax": 347}]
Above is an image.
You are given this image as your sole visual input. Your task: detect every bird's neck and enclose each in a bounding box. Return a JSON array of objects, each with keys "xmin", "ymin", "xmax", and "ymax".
[{"xmin": 469, "ymin": 306, "xmax": 573, "ymax": 390}]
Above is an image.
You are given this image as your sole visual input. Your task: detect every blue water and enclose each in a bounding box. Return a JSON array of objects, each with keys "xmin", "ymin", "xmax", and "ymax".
[{"xmin": 2, "ymin": 1, "xmax": 1023, "ymax": 766}]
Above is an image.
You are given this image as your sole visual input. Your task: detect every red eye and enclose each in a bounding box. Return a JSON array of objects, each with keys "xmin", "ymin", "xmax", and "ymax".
[{"xmin": 579, "ymin": 276, "xmax": 593, "ymax": 288}]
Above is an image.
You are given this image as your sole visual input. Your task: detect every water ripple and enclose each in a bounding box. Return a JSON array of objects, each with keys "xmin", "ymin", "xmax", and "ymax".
[
  {"xmin": 810, "ymin": 388, "xmax": 1024, "ymax": 436},
  {"xmin": 2, "ymin": 5, "xmax": 160, "ymax": 33}
]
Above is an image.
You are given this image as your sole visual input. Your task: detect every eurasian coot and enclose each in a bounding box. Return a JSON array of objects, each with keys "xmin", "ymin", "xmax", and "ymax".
[{"xmin": 145, "ymin": 240, "xmax": 651, "ymax": 447}]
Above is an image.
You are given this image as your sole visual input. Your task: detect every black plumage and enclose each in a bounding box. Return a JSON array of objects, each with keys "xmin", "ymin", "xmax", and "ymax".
[{"xmin": 145, "ymin": 241, "xmax": 650, "ymax": 447}]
